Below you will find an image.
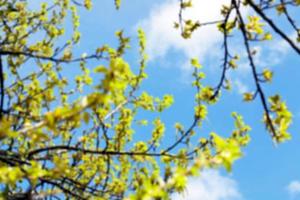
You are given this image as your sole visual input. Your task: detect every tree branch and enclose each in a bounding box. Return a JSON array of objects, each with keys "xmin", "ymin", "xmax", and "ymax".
[
  {"xmin": 247, "ymin": 0, "xmax": 300, "ymax": 55},
  {"xmin": 0, "ymin": 55, "xmax": 4, "ymax": 119},
  {"xmin": 233, "ymin": 0, "xmax": 277, "ymax": 139}
]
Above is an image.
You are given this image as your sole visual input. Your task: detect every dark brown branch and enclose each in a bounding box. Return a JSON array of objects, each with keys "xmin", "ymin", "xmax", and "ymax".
[
  {"xmin": 0, "ymin": 55, "xmax": 4, "ymax": 119},
  {"xmin": 279, "ymin": 0, "xmax": 299, "ymax": 32},
  {"xmin": 27, "ymin": 145, "xmax": 177, "ymax": 159},
  {"xmin": 0, "ymin": 50, "xmax": 107, "ymax": 64},
  {"xmin": 247, "ymin": 0, "xmax": 300, "ymax": 55},
  {"xmin": 162, "ymin": 117, "xmax": 199, "ymax": 154},
  {"xmin": 212, "ymin": 1, "xmax": 234, "ymax": 99},
  {"xmin": 39, "ymin": 178, "xmax": 87, "ymax": 200},
  {"xmin": 233, "ymin": 0, "xmax": 277, "ymax": 138}
]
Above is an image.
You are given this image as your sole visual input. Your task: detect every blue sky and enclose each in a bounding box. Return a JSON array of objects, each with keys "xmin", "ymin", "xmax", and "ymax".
[{"xmin": 73, "ymin": 0, "xmax": 300, "ymax": 199}]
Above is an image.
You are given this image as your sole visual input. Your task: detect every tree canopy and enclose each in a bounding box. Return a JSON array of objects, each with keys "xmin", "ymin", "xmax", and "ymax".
[{"xmin": 0, "ymin": 0, "xmax": 299, "ymax": 199}]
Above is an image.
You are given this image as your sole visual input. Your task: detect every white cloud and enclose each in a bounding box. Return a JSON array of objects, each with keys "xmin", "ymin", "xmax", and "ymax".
[
  {"xmin": 226, "ymin": 35, "xmax": 294, "ymax": 94},
  {"xmin": 287, "ymin": 181, "xmax": 300, "ymax": 198},
  {"xmin": 232, "ymin": 31, "xmax": 296, "ymax": 76},
  {"xmin": 137, "ymin": 0, "xmax": 296, "ymax": 95},
  {"xmin": 138, "ymin": 0, "xmax": 231, "ymax": 68},
  {"xmin": 261, "ymin": 31, "xmax": 299, "ymax": 67},
  {"xmin": 172, "ymin": 170, "xmax": 242, "ymax": 200},
  {"xmin": 234, "ymin": 79, "xmax": 249, "ymax": 94}
]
